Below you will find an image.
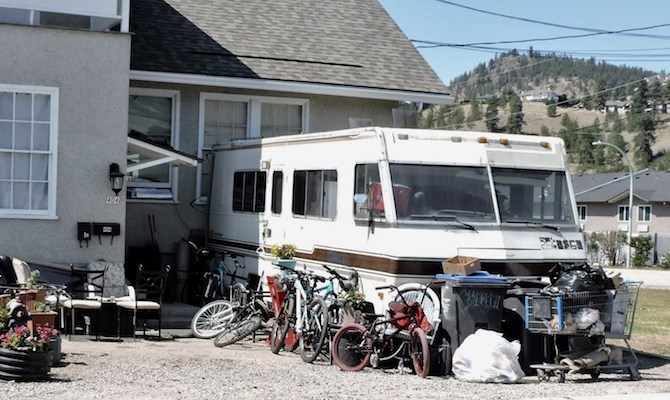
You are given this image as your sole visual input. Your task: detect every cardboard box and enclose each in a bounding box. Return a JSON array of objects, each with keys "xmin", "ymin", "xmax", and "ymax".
[{"xmin": 441, "ymin": 256, "xmax": 481, "ymax": 275}]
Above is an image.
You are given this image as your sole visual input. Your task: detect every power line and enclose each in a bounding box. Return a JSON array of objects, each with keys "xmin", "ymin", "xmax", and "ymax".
[{"xmin": 432, "ymin": 0, "xmax": 670, "ymax": 40}]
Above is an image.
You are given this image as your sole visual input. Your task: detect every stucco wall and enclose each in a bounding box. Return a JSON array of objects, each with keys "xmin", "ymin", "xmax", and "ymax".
[
  {"xmin": 0, "ymin": 24, "xmax": 130, "ymax": 265},
  {"xmin": 125, "ymin": 82, "xmax": 397, "ymax": 261}
]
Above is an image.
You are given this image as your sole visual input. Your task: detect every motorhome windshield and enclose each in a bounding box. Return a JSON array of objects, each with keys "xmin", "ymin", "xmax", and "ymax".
[
  {"xmin": 491, "ymin": 167, "xmax": 575, "ymax": 225},
  {"xmin": 389, "ymin": 164, "xmax": 576, "ymax": 225},
  {"xmin": 389, "ymin": 164, "xmax": 495, "ymax": 222}
]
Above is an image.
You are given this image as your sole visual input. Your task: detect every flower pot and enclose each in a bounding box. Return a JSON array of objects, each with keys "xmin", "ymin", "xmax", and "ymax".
[
  {"xmin": 276, "ymin": 259, "xmax": 296, "ymax": 270},
  {"xmin": 17, "ymin": 289, "xmax": 47, "ymax": 311},
  {"xmin": 0, "ymin": 347, "xmax": 50, "ymax": 381},
  {"xmin": 28, "ymin": 311, "xmax": 58, "ymax": 334},
  {"xmin": 48, "ymin": 335, "xmax": 62, "ymax": 365}
]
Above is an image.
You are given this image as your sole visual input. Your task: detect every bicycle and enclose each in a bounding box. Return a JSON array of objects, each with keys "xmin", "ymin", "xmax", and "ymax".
[
  {"xmin": 269, "ymin": 264, "xmax": 329, "ymax": 363},
  {"xmin": 330, "ymin": 284, "xmax": 433, "ymax": 378},
  {"xmin": 212, "ymin": 285, "xmax": 272, "ymax": 347},
  {"xmin": 188, "ymin": 243, "xmax": 262, "ymax": 339}
]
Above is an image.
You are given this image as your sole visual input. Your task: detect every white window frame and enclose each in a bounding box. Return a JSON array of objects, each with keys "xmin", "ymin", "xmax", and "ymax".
[
  {"xmin": 196, "ymin": 93, "xmax": 309, "ymax": 203},
  {"xmin": 577, "ymin": 205, "xmax": 587, "ymax": 221},
  {"xmin": 637, "ymin": 205, "xmax": 651, "ymax": 222},
  {"xmin": 0, "ymin": 84, "xmax": 59, "ymax": 219},
  {"xmin": 127, "ymin": 88, "xmax": 180, "ymax": 202},
  {"xmin": 617, "ymin": 205, "xmax": 630, "ymax": 222}
]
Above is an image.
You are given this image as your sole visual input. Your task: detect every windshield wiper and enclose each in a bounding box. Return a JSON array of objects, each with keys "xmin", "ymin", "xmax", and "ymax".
[
  {"xmin": 505, "ymin": 220, "xmax": 560, "ymax": 231},
  {"xmin": 408, "ymin": 214, "xmax": 477, "ymax": 231}
]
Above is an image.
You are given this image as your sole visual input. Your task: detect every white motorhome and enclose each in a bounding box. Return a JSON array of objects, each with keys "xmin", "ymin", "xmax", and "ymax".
[{"xmin": 208, "ymin": 127, "xmax": 586, "ymax": 311}]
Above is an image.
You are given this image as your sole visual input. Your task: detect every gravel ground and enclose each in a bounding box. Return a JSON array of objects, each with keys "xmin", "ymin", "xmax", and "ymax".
[{"xmin": 2, "ymin": 336, "xmax": 670, "ymax": 400}]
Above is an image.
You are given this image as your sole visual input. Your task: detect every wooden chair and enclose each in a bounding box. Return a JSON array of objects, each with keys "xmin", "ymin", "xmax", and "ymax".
[
  {"xmin": 116, "ymin": 264, "xmax": 171, "ymax": 340},
  {"xmin": 61, "ymin": 264, "xmax": 107, "ymax": 340}
]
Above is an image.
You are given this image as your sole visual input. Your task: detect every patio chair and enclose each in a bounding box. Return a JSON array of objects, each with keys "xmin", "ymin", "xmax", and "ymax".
[
  {"xmin": 61, "ymin": 264, "xmax": 107, "ymax": 340},
  {"xmin": 115, "ymin": 264, "xmax": 171, "ymax": 340}
]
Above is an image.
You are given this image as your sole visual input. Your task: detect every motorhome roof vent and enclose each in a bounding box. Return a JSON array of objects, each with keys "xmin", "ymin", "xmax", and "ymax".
[
  {"xmin": 451, "ymin": 136, "xmax": 462, "ymax": 143},
  {"xmin": 397, "ymin": 133, "xmax": 409, "ymax": 140},
  {"xmin": 499, "ymin": 138, "xmax": 510, "ymax": 145},
  {"xmin": 477, "ymin": 137, "xmax": 488, "ymax": 144}
]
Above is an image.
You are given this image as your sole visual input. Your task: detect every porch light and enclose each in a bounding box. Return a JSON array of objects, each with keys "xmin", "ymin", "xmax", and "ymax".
[{"xmin": 109, "ymin": 163, "xmax": 125, "ymax": 195}]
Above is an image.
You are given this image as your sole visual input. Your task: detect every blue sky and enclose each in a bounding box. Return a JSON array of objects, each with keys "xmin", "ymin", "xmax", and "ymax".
[{"xmin": 379, "ymin": 0, "xmax": 670, "ymax": 85}]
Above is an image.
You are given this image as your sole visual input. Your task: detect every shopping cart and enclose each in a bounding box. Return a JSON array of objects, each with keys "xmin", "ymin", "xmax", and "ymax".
[{"xmin": 524, "ymin": 281, "xmax": 643, "ymax": 382}]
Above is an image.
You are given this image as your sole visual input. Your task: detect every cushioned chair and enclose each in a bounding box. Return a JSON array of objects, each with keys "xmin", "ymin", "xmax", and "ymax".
[
  {"xmin": 116, "ymin": 264, "xmax": 171, "ymax": 340},
  {"xmin": 61, "ymin": 264, "xmax": 107, "ymax": 339}
]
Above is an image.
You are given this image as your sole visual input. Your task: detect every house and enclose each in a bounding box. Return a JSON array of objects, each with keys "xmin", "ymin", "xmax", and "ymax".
[
  {"xmin": 572, "ymin": 169, "xmax": 670, "ymax": 263},
  {"xmin": 603, "ymin": 100, "xmax": 630, "ymax": 115},
  {"xmin": 0, "ymin": 1, "xmax": 452, "ymax": 282},
  {"xmin": 521, "ymin": 90, "xmax": 558, "ymax": 103}
]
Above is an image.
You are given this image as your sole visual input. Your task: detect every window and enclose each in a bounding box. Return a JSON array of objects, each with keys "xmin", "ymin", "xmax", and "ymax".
[
  {"xmin": 577, "ymin": 205, "xmax": 587, "ymax": 221},
  {"xmin": 271, "ymin": 171, "xmax": 283, "ymax": 214},
  {"xmin": 618, "ymin": 205, "xmax": 630, "ymax": 222},
  {"xmin": 353, "ymin": 164, "xmax": 382, "ymax": 219},
  {"xmin": 638, "ymin": 205, "xmax": 651, "ymax": 222},
  {"xmin": 232, "ymin": 171, "xmax": 266, "ymax": 213},
  {"xmin": 127, "ymin": 88, "xmax": 179, "ymax": 200},
  {"xmin": 292, "ymin": 170, "xmax": 337, "ymax": 219},
  {"xmin": 197, "ymin": 93, "xmax": 308, "ymax": 202},
  {"xmin": 0, "ymin": 85, "xmax": 58, "ymax": 218}
]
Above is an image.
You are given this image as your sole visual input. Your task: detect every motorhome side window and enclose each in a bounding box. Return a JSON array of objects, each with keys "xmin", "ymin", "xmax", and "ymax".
[
  {"xmin": 353, "ymin": 164, "xmax": 384, "ymax": 219},
  {"xmin": 271, "ymin": 171, "xmax": 283, "ymax": 214},
  {"xmin": 292, "ymin": 170, "xmax": 337, "ymax": 219},
  {"xmin": 232, "ymin": 171, "xmax": 266, "ymax": 213}
]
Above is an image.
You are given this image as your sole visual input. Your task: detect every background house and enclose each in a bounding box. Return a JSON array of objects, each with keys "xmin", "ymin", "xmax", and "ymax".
[
  {"xmin": 1, "ymin": 1, "xmax": 452, "ymax": 284},
  {"xmin": 572, "ymin": 169, "xmax": 670, "ymax": 264}
]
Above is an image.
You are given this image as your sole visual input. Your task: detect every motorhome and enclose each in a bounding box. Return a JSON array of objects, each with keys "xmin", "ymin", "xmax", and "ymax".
[{"xmin": 207, "ymin": 127, "xmax": 586, "ymax": 312}]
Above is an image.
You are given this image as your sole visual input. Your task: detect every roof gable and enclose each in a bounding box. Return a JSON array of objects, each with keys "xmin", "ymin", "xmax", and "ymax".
[
  {"xmin": 130, "ymin": 0, "xmax": 449, "ymax": 96},
  {"xmin": 573, "ymin": 169, "xmax": 670, "ymax": 203}
]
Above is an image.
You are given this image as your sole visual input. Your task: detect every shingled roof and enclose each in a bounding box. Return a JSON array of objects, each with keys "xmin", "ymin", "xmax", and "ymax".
[
  {"xmin": 572, "ymin": 169, "xmax": 670, "ymax": 203},
  {"xmin": 129, "ymin": 0, "xmax": 449, "ymax": 97}
]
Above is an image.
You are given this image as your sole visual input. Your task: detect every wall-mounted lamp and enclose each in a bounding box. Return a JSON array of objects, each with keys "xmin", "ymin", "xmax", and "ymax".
[{"xmin": 109, "ymin": 163, "xmax": 125, "ymax": 195}]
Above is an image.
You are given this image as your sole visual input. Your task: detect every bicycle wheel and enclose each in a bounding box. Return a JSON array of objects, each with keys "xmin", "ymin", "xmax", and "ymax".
[
  {"xmin": 213, "ymin": 315, "xmax": 263, "ymax": 347},
  {"xmin": 299, "ymin": 297, "xmax": 329, "ymax": 363},
  {"xmin": 410, "ymin": 327, "xmax": 430, "ymax": 378},
  {"xmin": 331, "ymin": 323, "xmax": 371, "ymax": 372},
  {"xmin": 270, "ymin": 294, "xmax": 294, "ymax": 354},
  {"xmin": 191, "ymin": 300, "xmax": 237, "ymax": 339}
]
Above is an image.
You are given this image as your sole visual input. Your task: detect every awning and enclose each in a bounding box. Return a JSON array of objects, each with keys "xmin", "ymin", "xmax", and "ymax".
[{"xmin": 127, "ymin": 136, "xmax": 199, "ymax": 173}]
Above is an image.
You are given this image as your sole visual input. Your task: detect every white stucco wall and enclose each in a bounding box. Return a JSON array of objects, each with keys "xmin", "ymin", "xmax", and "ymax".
[{"xmin": 0, "ymin": 24, "xmax": 130, "ymax": 266}]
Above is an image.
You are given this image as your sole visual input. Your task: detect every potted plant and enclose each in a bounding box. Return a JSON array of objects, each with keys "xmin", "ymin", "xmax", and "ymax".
[
  {"xmin": 28, "ymin": 301, "xmax": 58, "ymax": 334},
  {"xmin": 337, "ymin": 287, "xmax": 366, "ymax": 324},
  {"xmin": 0, "ymin": 307, "xmax": 9, "ymax": 333},
  {"xmin": 17, "ymin": 270, "xmax": 46, "ymax": 311},
  {"xmin": 271, "ymin": 244, "xmax": 297, "ymax": 270},
  {"xmin": 0, "ymin": 324, "xmax": 58, "ymax": 381}
]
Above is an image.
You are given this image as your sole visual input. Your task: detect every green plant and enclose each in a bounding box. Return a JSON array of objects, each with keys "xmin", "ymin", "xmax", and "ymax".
[
  {"xmin": 0, "ymin": 325, "xmax": 58, "ymax": 351},
  {"xmin": 337, "ymin": 287, "xmax": 365, "ymax": 309},
  {"xmin": 33, "ymin": 301, "xmax": 49, "ymax": 312},
  {"xmin": 24, "ymin": 270, "xmax": 40, "ymax": 289},
  {"xmin": 271, "ymin": 244, "xmax": 296, "ymax": 259},
  {"xmin": 659, "ymin": 253, "xmax": 670, "ymax": 270},
  {"xmin": 630, "ymin": 235, "xmax": 654, "ymax": 268},
  {"xmin": 0, "ymin": 308, "xmax": 9, "ymax": 329}
]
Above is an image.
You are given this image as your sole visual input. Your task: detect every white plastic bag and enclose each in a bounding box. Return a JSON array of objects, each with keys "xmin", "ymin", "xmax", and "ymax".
[
  {"xmin": 451, "ymin": 329, "xmax": 525, "ymax": 383},
  {"xmin": 574, "ymin": 307, "xmax": 600, "ymax": 329}
]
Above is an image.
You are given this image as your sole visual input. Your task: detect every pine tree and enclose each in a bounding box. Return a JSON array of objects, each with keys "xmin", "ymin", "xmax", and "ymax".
[
  {"xmin": 604, "ymin": 133, "xmax": 626, "ymax": 172},
  {"xmin": 484, "ymin": 97, "xmax": 499, "ymax": 132},
  {"xmin": 506, "ymin": 93, "xmax": 524, "ymax": 134}
]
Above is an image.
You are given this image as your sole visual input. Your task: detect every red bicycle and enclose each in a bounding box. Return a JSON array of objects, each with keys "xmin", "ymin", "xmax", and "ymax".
[{"xmin": 331, "ymin": 284, "xmax": 432, "ymax": 378}]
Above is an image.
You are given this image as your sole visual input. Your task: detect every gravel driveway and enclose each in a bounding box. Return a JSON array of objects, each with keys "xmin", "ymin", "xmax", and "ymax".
[{"xmin": 3, "ymin": 336, "xmax": 670, "ymax": 400}]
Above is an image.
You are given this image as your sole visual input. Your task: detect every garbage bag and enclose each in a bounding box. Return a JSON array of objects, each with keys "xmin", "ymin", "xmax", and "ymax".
[
  {"xmin": 451, "ymin": 329, "xmax": 525, "ymax": 383},
  {"xmin": 544, "ymin": 262, "xmax": 606, "ymax": 294},
  {"xmin": 574, "ymin": 307, "xmax": 600, "ymax": 329}
]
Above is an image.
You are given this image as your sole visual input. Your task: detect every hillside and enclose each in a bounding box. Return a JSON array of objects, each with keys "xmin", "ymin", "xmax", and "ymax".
[
  {"xmin": 441, "ymin": 100, "xmax": 670, "ymax": 173},
  {"xmin": 448, "ymin": 51, "xmax": 657, "ymax": 101}
]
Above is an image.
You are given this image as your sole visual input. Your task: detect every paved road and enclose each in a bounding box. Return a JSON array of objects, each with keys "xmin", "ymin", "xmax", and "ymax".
[{"xmin": 605, "ymin": 267, "xmax": 670, "ymax": 289}]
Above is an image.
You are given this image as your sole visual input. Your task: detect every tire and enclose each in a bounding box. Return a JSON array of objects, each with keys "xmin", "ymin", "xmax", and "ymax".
[
  {"xmin": 300, "ymin": 297, "xmax": 329, "ymax": 363},
  {"xmin": 410, "ymin": 327, "xmax": 430, "ymax": 378},
  {"xmin": 270, "ymin": 295, "xmax": 293, "ymax": 354},
  {"xmin": 331, "ymin": 323, "xmax": 371, "ymax": 372},
  {"xmin": 213, "ymin": 315, "xmax": 263, "ymax": 347},
  {"xmin": 190, "ymin": 300, "xmax": 236, "ymax": 339}
]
